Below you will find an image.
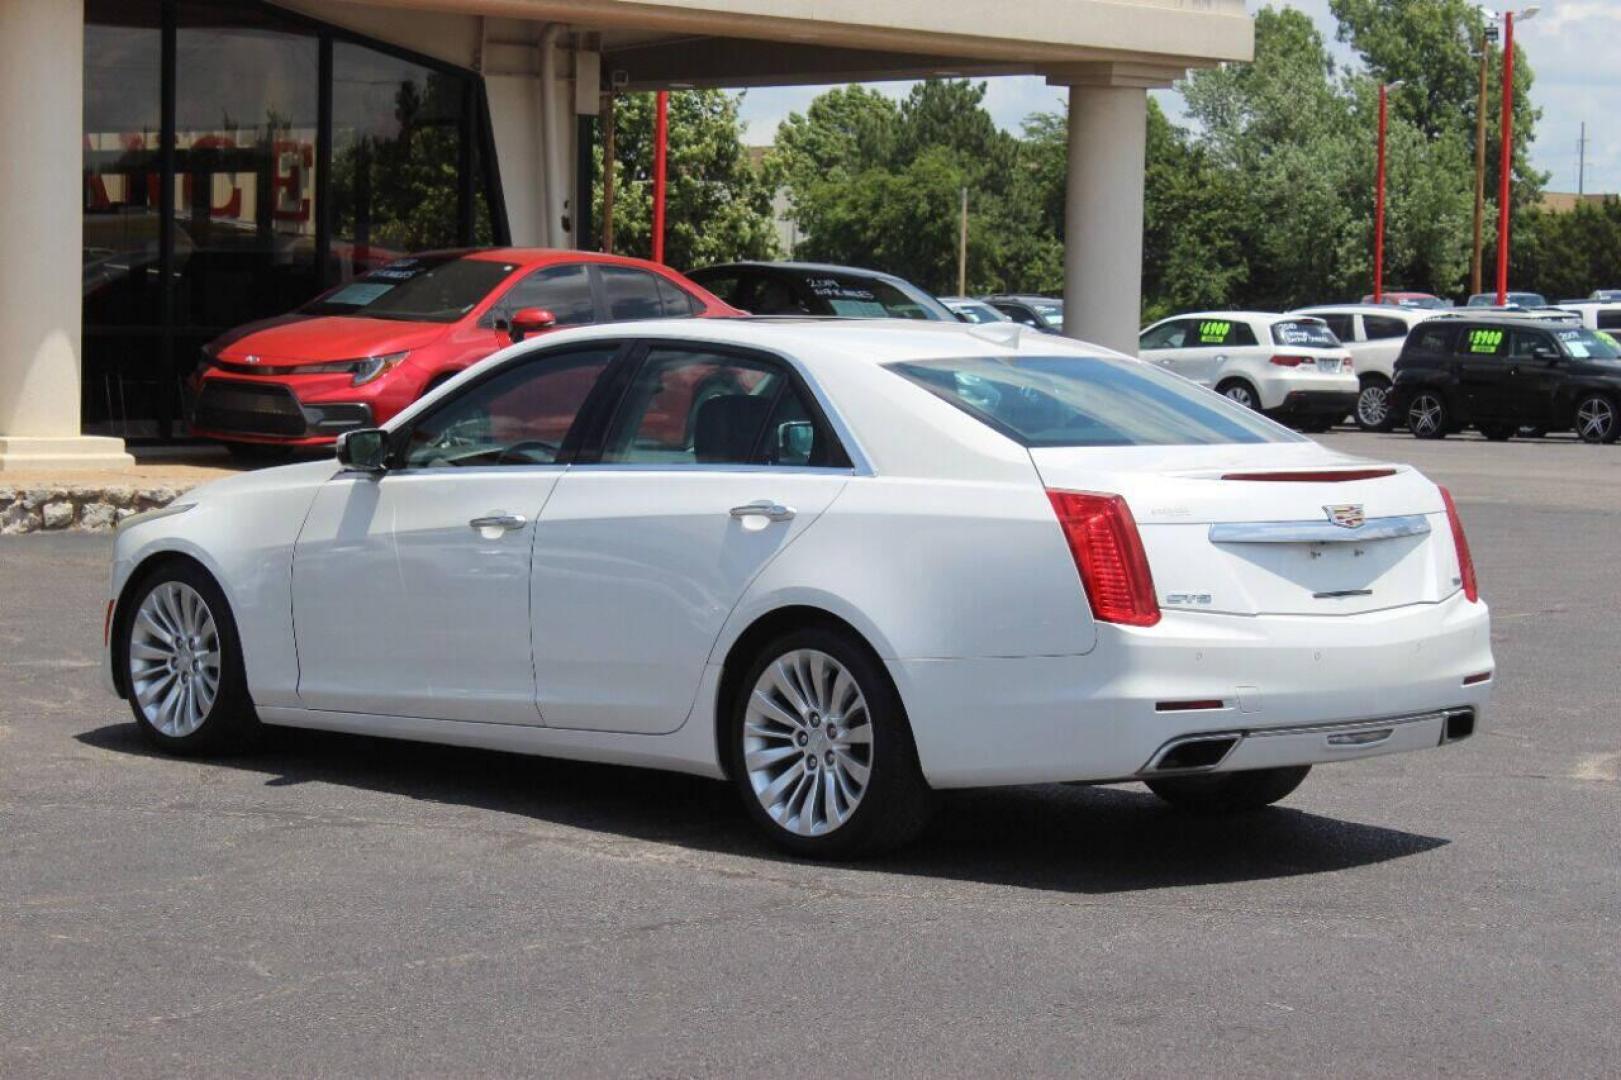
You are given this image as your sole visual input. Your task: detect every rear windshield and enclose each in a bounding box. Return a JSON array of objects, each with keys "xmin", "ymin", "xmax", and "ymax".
[
  {"xmin": 887, "ymin": 355, "xmax": 1303, "ymax": 447},
  {"xmin": 1556, "ymin": 328, "xmax": 1621, "ymax": 360},
  {"xmin": 801, "ymin": 274, "xmax": 944, "ymax": 320},
  {"xmin": 1031, "ymin": 301, "xmax": 1063, "ymax": 327},
  {"xmin": 1271, "ymin": 319, "xmax": 1340, "ymax": 347},
  {"xmin": 303, "ymin": 255, "xmax": 518, "ymax": 323}
]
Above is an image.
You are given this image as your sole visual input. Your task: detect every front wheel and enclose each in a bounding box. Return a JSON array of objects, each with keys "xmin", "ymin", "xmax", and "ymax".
[
  {"xmin": 1355, "ymin": 378, "xmax": 1394, "ymax": 432},
  {"xmin": 1145, "ymin": 766, "xmax": 1311, "ymax": 813},
  {"xmin": 728, "ymin": 627, "xmax": 933, "ymax": 857},
  {"xmin": 1573, "ymin": 394, "xmax": 1619, "ymax": 444},
  {"xmin": 1407, "ymin": 392, "xmax": 1449, "ymax": 439},
  {"xmin": 122, "ymin": 561, "xmax": 258, "ymax": 754}
]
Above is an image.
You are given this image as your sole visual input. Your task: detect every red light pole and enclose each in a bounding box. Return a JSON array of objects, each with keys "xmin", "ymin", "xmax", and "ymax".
[
  {"xmin": 652, "ymin": 90, "xmax": 669, "ymax": 264},
  {"xmin": 1493, "ymin": 12, "xmax": 1515, "ymax": 305}
]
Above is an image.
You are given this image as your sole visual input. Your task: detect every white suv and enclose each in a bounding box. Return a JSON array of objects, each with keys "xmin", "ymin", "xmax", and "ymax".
[
  {"xmin": 1138, "ymin": 311, "xmax": 1357, "ymax": 432},
  {"xmin": 1289, "ymin": 304, "xmax": 1434, "ymax": 431}
]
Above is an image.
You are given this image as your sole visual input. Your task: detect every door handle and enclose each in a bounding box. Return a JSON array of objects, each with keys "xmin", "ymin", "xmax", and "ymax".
[
  {"xmin": 469, "ymin": 512, "xmax": 527, "ymax": 532},
  {"xmin": 729, "ymin": 501, "xmax": 795, "ymax": 523}
]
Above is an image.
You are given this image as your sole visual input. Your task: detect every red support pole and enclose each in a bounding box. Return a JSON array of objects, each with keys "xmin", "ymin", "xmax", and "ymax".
[
  {"xmin": 652, "ymin": 90, "xmax": 669, "ymax": 265},
  {"xmin": 1374, "ymin": 83, "xmax": 1388, "ymax": 305},
  {"xmin": 1494, "ymin": 12, "xmax": 1515, "ymax": 306}
]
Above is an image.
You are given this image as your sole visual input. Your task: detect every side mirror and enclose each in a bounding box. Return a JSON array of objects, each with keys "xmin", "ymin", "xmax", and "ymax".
[
  {"xmin": 1532, "ymin": 345, "xmax": 1561, "ymax": 362},
  {"xmin": 336, "ymin": 428, "xmax": 389, "ymax": 472},
  {"xmin": 509, "ymin": 307, "xmax": 557, "ymax": 343}
]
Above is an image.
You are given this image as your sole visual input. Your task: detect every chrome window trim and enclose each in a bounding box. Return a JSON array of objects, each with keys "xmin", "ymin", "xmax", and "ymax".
[{"xmin": 1209, "ymin": 514, "xmax": 1431, "ymax": 544}]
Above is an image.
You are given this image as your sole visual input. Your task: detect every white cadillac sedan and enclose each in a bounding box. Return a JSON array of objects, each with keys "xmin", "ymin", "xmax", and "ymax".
[{"xmin": 104, "ymin": 319, "xmax": 1493, "ymax": 856}]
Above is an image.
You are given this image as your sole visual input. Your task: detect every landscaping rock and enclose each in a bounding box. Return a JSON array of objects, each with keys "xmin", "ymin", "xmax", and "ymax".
[
  {"xmin": 79, "ymin": 502, "xmax": 118, "ymax": 531},
  {"xmin": 41, "ymin": 501, "xmax": 74, "ymax": 529}
]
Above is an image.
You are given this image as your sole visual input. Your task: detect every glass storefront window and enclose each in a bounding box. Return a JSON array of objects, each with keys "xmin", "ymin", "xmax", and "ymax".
[{"xmin": 81, "ymin": 0, "xmax": 506, "ymax": 439}]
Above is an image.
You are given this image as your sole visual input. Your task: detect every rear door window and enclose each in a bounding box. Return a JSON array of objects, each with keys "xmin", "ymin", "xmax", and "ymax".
[
  {"xmin": 1191, "ymin": 318, "xmax": 1258, "ymax": 347},
  {"xmin": 1271, "ymin": 320, "xmax": 1339, "ymax": 347},
  {"xmin": 1458, "ymin": 326, "xmax": 1509, "ymax": 357},
  {"xmin": 600, "ymin": 266, "xmax": 666, "ymax": 321},
  {"xmin": 1364, "ymin": 315, "xmax": 1410, "ymax": 340},
  {"xmin": 887, "ymin": 354, "xmax": 1303, "ymax": 447}
]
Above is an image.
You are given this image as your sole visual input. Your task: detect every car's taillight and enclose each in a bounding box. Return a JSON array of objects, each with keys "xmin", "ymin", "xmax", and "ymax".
[
  {"xmin": 1438, "ymin": 486, "xmax": 1479, "ymax": 603},
  {"xmin": 1270, "ymin": 355, "xmax": 1308, "ymax": 367},
  {"xmin": 1343, "ymin": 357, "xmax": 1354, "ymax": 372},
  {"xmin": 1047, "ymin": 490, "xmax": 1160, "ymax": 627}
]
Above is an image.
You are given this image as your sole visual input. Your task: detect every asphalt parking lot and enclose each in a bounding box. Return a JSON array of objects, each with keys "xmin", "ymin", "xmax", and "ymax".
[{"xmin": 2, "ymin": 431, "xmax": 1618, "ymax": 1078}]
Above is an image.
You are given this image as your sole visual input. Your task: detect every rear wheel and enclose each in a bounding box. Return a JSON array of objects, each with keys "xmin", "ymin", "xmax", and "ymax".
[
  {"xmin": 1145, "ymin": 766, "xmax": 1311, "ymax": 813},
  {"xmin": 1478, "ymin": 421, "xmax": 1516, "ymax": 441},
  {"xmin": 1217, "ymin": 379, "xmax": 1261, "ymax": 411},
  {"xmin": 1407, "ymin": 392, "xmax": 1449, "ymax": 439},
  {"xmin": 727, "ymin": 627, "xmax": 933, "ymax": 858},
  {"xmin": 121, "ymin": 561, "xmax": 258, "ymax": 754},
  {"xmin": 1573, "ymin": 394, "xmax": 1619, "ymax": 444},
  {"xmin": 1354, "ymin": 377, "xmax": 1394, "ymax": 431}
]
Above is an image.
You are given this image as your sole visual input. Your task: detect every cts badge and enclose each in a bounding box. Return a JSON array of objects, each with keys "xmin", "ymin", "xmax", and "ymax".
[{"xmin": 1324, "ymin": 503, "xmax": 1365, "ymax": 529}]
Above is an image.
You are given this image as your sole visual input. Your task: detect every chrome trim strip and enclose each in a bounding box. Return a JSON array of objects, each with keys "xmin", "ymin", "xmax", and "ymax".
[
  {"xmin": 1138, "ymin": 708, "xmax": 1473, "ymax": 776},
  {"xmin": 1209, "ymin": 513, "xmax": 1431, "ymax": 544}
]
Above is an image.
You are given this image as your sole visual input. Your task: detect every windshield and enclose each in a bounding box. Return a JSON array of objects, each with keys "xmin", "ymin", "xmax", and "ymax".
[
  {"xmin": 887, "ymin": 354, "xmax": 1303, "ymax": 447},
  {"xmin": 1401, "ymin": 296, "xmax": 1450, "ymax": 310},
  {"xmin": 1555, "ymin": 328, "xmax": 1621, "ymax": 360},
  {"xmin": 1032, "ymin": 301, "xmax": 1063, "ymax": 327},
  {"xmin": 948, "ymin": 302, "xmax": 1006, "ymax": 325},
  {"xmin": 802, "ymin": 273, "xmax": 946, "ymax": 320},
  {"xmin": 303, "ymin": 255, "xmax": 518, "ymax": 323},
  {"xmin": 1271, "ymin": 319, "xmax": 1340, "ymax": 347},
  {"xmin": 1470, "ymin": 292, "xmax": 1547, "ymax": 308}
]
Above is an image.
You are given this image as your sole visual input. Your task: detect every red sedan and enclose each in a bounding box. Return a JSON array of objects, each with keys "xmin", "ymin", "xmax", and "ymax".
[{"xmin": 192, "ymin": 248, "xmax": 738, "ymax": 457}]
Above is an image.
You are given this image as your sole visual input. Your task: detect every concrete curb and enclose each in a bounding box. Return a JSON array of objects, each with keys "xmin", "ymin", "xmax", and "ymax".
[{"xmin": 0, "ymin": 485, "xmax": 191, "ymax": 535}]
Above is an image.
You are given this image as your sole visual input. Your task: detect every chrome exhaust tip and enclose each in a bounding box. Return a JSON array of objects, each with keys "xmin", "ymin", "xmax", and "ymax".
[{"xmin": 1146, "ymin": 734, "xmax": 1241, "ymax": 773}]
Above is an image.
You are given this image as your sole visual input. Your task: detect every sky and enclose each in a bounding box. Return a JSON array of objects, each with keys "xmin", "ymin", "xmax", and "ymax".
[{"xmin": 735, "ymin": 0, "xmax": 1619, "ymax": 195}]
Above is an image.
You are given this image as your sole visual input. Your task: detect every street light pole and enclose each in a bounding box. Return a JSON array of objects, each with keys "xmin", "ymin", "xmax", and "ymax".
[
  {"xmin": 1375, "ymin": 82, "xmax": 1391, "ymax": 304},
  {"xmin": 1493, "ymin": 10, "xmax": 1515, "ymax": 305}
]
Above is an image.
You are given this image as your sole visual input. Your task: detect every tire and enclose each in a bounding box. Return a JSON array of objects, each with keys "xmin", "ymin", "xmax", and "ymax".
[
  {"xmin": 1478, "ymin": 422, "xmax": 1516, "ymax": 442},
  {"xmin": 727, "ymin": 626, "xmax": 933, "ymax": 858},
  {"xmin": 120, "ymin": 560, "xmax": 259, "ymax": 755},
  {"xmin": 1573, "ymin": 394, "xmax": 1619, "ymax": 444},
  {"xmin": 1145, "ymin": 765, "xmax": 1311, "ymax": 813},
  {"xmin": 1217, "ymin": 379, "xmax": 1261, "ymax": 411},
  {"xmin": 225, "ymin": 442, "xmax": 294, "ymax": 463},
  {"xmin": 1354, "ymin": 377, "xmax": 1395, "ymax": 432},
  {"xmin": 1406, "ymin": 392, "xmax": 1449, "ymax": 439}
]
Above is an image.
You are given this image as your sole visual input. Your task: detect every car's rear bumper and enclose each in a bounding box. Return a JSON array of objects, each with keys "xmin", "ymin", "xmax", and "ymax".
[
  {"xmin": 1269, "ymin": 389, "xmax": 1359, "ymax": 417},
  {"xmin": 887, "ymin": 591, "xmax": 1492, "ymax": 788}
]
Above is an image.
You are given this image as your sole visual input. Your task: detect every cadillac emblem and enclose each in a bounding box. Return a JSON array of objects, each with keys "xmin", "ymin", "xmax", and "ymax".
[{"xmin": 1324, "ymin": 503, "xmax": 1365, "ymax": 529}]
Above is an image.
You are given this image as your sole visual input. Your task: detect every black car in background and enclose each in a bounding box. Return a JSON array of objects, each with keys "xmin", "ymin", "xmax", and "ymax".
[
  {"xmin": 1390, "ymin": 316, "xmax": 1621, "ymax": 444},
  {"xmin": 981, "ymin": 294, "xmax": 1064, "ymax": 334},
  {"xmin": 687, "ymin": 262, "xmax": 954, "ymax": 321}
]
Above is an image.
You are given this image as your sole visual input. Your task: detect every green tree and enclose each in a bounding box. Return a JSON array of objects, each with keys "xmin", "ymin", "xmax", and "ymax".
[{"xmin": 595, "ymin": 90, "xmax": 781, "ymax": 269}]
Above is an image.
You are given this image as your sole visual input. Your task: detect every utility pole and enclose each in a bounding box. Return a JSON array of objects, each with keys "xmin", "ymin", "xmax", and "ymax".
[
  {"xmin": 957, "ymin": 187, "xmax": 968, "ymax": 297},
  {"xmin": 1470, "ymin": 24, "xmax": 1493, "ymax": 298},
  {"xmin": 1494, "ymin": 10, "xmax": 1516, "ymax": 305},
  {"xmin": 1578, "ymin": 121, "xmax": 1587, "ymax": 196},
  {"xmin": 601, "ymin": 92, "xmax": 616, "ymax": 254}
]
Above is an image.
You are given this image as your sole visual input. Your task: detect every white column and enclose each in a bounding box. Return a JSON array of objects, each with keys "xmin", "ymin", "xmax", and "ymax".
[
  {"xmin": 1061, "ymin": 81, "xmax": 1149, "ymax": 355},
  {"xmin": 0, "ymin": 0, "xmax": 131, "ymax": 470}
]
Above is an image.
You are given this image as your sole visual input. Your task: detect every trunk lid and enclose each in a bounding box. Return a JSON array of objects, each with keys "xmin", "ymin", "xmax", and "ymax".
[{"xmin": 1030, "ymin": 443, "xmax": 1453, "ymax": 617}]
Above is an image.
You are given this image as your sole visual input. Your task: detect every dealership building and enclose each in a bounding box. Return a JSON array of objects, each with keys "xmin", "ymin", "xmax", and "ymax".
[{"xmin": 0, "ymin": 0, "xmax": 1251, "ymax": 469}]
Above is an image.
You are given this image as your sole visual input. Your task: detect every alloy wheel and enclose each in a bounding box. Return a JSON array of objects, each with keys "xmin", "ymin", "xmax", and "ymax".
[
  {"xmin": 1356, "ymin": 384, "xmax": 1389, "ymax": 429},
  {"xmin": 742, "ymin": 649, "xmax": 873, "ymax": 836},
  {"xmin": 1409, "ymin": 394, "xmax": 1445, "ymax": 437},
  {"xmin": 129, "ymin": 581, "xmax": 222, "ymax": 738},
  {"xmin": 1575, "ymin": 396, "xmax": 1616, "ymax": 443},
  {"xmin": 1223, "ymin": 384, "xmax": 1256, "ymax": 410}
]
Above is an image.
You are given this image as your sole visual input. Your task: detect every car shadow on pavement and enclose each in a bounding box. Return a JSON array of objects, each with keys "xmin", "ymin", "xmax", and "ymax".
[{"xmin": 77, "ymin": 721, "xmax": 1447, "ymax": 895}]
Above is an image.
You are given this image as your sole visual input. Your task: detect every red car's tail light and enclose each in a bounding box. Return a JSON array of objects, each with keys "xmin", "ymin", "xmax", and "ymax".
[
  {"xmin": 1438, "ymin": 486, "xmax": 1479, "ymax": 603},
  {"xmin": 1269, "ymin": 355, "xmax": 1309, "ymax": 367},
  {"xmin": 1047, "ymin": 490, "xmax": 1161, "ymax": 627}
]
